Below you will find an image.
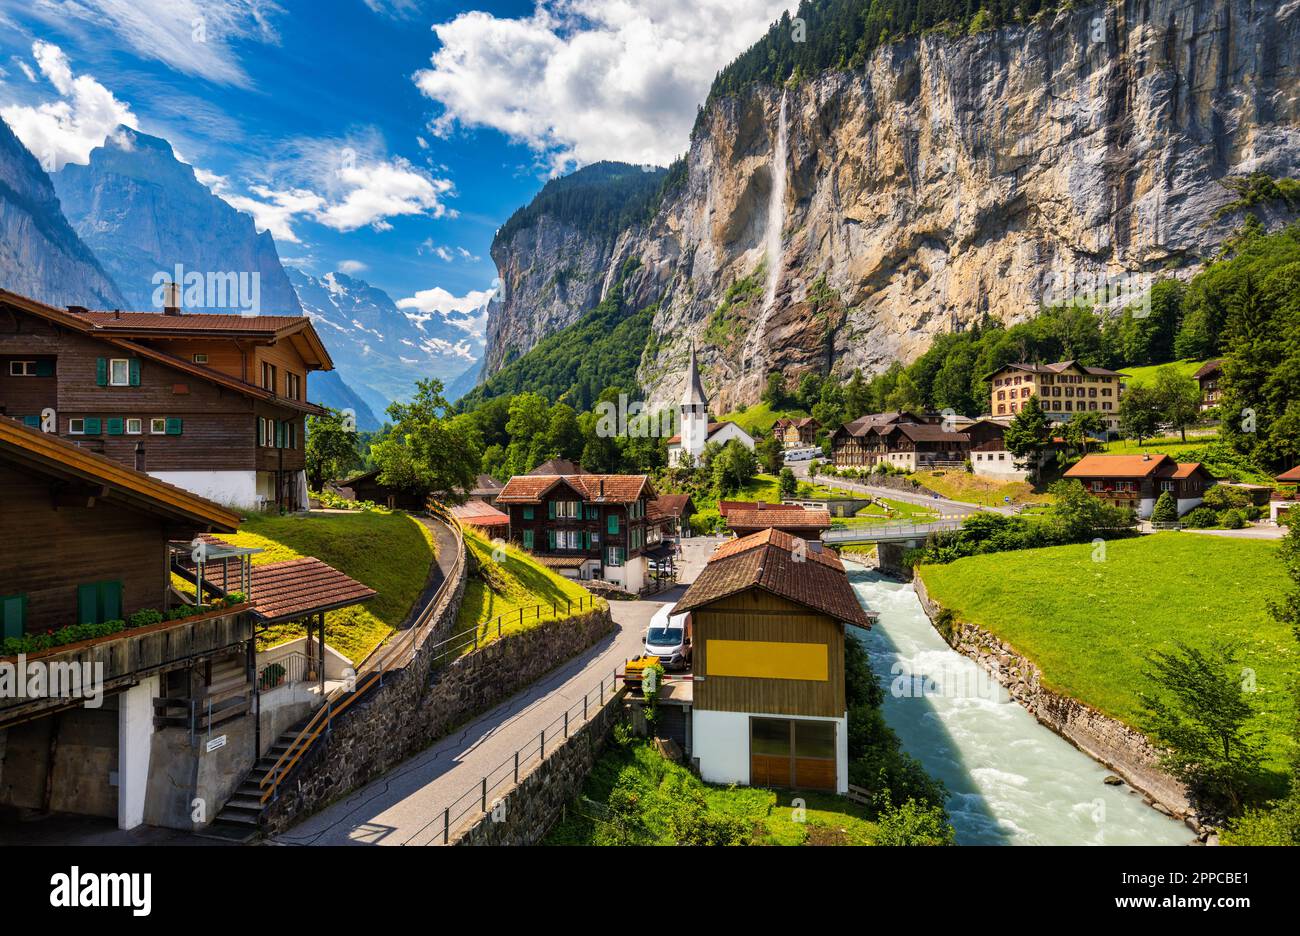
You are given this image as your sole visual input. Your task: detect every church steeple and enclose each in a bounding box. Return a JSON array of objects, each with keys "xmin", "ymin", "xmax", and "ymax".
[
  {"xmin": 682, "ymin": 341, "xmax": 709, "ymax": 408},
  {"xmin": 676, "ymin": 342, "xmax": 711, "ymax": 465}
]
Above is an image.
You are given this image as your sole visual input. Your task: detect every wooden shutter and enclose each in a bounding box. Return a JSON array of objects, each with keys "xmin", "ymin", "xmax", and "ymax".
[
  {"xmin": 607, "ymin": 513, "xmax": 619, "ymax": 535},
  {"xmin": 128, "ymin": 358, "xmax": 141, "ymax": 386},
  {"xmin": 522, "ymin": 530, "xmax": 533, "ymax": 550},
  {"xmin": 77, "ymin": 583, "xmax": 99, "ymax": 625},
  {"xmin": 83, "ymin": 417, "xmax": 102, "ymax": 435},
  {"xmin": 35, "ymin": 359, "xmax": 54, "ymax": 377},
  {"xmin": 101, "ymin": 581, "xmax": 122, "ymax": 622},
  {"xmin": 21, "ymin": 415, "xmax": 39, "ymax": 428},
  {"xmin": 547, "ymin": 530, "xmax": 556, "ymax": 550},
  {"xmin": 95, "ymin": 358, "xmax": 107, "ymax": 386},
  {"xmin": 547, "ymin": 500, "xmax": 555, "ymax": 519},
  {"xmin": 107, "ymin": 417, "xmax": 124, "ymax": 436},
  {"xmin": 166, "ymin": 417, "xmax": 183, "ymax": 435},
  {"xmin": 2, "ymin": 595, "xmax": 25, "ymax": 639}
]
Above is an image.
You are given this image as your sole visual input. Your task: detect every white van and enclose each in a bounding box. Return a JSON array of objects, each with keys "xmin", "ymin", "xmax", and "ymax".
[{"xmin": 643, "ymin": 604, "xmax": 692, "ymax": 671}]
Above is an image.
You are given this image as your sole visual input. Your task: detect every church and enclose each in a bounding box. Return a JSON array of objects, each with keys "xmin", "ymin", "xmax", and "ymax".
[{"xmin": 666, "ymin": 344, "xmax": 755, "ymax": 467}]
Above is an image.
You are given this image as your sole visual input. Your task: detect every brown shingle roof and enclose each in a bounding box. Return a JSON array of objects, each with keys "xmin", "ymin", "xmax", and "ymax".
[
  {"xmin": 450, "ymin": 500, "xmax": 510, "ymax": 527},
  {"xmin": 496, "ymin": 473, "xmax": 651, "ymax": 504},
  {"xmin": 72, "ymin": 311, "xmax": 308, "ymax": 333},
  {"xmin": 648, "ymin": 493, "xmax": 693, "ymax": 521},
  {"xmin": 995, "ymin": 361, "xmax": 1127, "ymax": 378},
  {"xmin": 674, "ymin": 528, "xmax": 872, "ymax": 627},
  {"xmin": 527, "ymin": 458, "xmax": 584, "ymax": 476},
  {"xmin": 203, "ymin": 553, "xmax": 376, "ymax": 623},
  {"xmin": 1278, "ymin": 465, "xmax": 1300, "ymax": 484},
  {"xmin": 726, "ymin": 508, "xmax": 831, "ymax": 531},
  {"xmin": 1192, "ymin": 359, "xmax": 1224, "ymax": 380},
  {"xmin": 889, "ymin": 423, "xmax": 970, "ymax": 443}
]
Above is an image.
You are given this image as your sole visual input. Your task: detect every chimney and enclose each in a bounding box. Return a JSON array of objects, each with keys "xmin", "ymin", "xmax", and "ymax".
[
  {"xmin": 164, "ymin": 282, "xmax": 181, "ymax": 315},
  {"xmin": 1142, "ymin": 453, "xmax": 1151, "ymax": 462},
  {"xmin": 134, "ymin": 441, "xmax": 145, "ymax": 472}
]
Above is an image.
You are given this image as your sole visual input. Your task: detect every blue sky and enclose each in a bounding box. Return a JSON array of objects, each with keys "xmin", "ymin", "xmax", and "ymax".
[{"xmin": 0, "ymin": 0, "xmax": 791, "ymax": 317}]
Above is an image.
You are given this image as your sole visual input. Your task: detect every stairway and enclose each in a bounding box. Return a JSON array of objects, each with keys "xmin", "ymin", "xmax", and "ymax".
[{"xmin": 195, "ymin": 716, "xmax": 312, "ymax": 843}]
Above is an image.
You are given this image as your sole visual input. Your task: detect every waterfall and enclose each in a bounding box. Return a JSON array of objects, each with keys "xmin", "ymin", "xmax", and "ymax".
[{"xmin": 761, "ymin": 90, "xmax": 789, "ymax": 314}]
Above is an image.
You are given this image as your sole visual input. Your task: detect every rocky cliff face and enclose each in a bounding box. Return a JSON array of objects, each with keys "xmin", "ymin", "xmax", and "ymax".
[
  {"xmin": 0, "ymin": 118, "xmax": 124, "ymax": 309},
  {"xmin": 484, "ymin": 0, "xmax": 1300, "ymax": 412},
  {"xmin": 53, "ymin": 127, "xmax": 302, "ymax": 314}
]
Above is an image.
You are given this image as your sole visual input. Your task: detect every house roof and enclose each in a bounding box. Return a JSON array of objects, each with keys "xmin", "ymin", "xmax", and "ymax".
[
  {"xmin": 1278, "ymin": 465, "xmax": 1300, "ymax": 484},
  {"xmin": 450, "ymin": 499, "xmax": 510, "ymax": 527},
  {"xmin": 1193, "ymin": 359, "xmax": 1224, "ymax": 380},
  {"xmin": 833, "ymin": 412, "xmax": 923, "ymax": 438},
  {"xmin": 0, "ymin": 416, "xmax": 240, "ymax": 531},
  {"xmin": 717, "ymin": 500, "xmax": 807, "ymax": 518},
  {"xmin": 992, "ymin": 360, "xmax": 1127, "ymax": 379},
  {"xmin": 527, "ymin": 458, "xmax": 584, "ymax": 476},
  {"xmin": 665, "ymin": 420, "xmax": 744, "ymax": 445},
  {"xmin": 726, "ymin": 508, "xmax": 832, "ymax": 531},
  {"xmin": 531, "ymin": 554, "xmax": 589, "ymax": 569},
  {"xmin": 887, "ymin": 423, "xmax": 971, "ymax": 443},
  {"xmin": 471, "ymin": 474, "xmax": 503, "ymax": 494},
  {"xmin": 202, "ymin": 553, "xmax": 376, "ymax": 624},
  {"xmin": 1064, "ymin": 453, "xmax": 1210, "ymax": 481},
  {"xmin": 496, "ymin": 473, "xmax": 652, "ymax": 504},
  {"xmin": 674, "ymin": 528, "xmax": 873, "ymax": 628},
  {"xmin": 0, "ymin": 289, "xmax": 328, "ymax": 415},
  {"xmin": 648, "ymin": 493, "xmax": 693, "ymax": 521}
]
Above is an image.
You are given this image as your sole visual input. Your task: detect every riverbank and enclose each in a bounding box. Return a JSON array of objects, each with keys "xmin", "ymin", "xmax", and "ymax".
[{"xmin": 843, "ymin": 557, "xmax": 1194, "ymax": 845}]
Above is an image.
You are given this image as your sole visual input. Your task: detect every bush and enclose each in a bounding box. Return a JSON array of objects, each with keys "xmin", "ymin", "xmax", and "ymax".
[
  {"xmin": 127, "ymin": 608, "xmax": 163, "ymax": 629},
  {"xmin": 873, "ymin": 797, "xmax": 956, "ymax": 846},
  {"xmin": 688, "ymin": 508, "xmax": 721, "ymax": 535},
  {"xmin": 1182, "ymin": 506, "xmax": 1218, "ymax": 529},
  {"xmin": 1151, "ymin": 491, "xmax": 1178, "ymax": 524},
  {"xmin": 1219, "ymin": 508, "xmax": 1247, "ymax": 529},
  {"xmin": 1202, "ymin": 485, "xmax": 1253, "ymax": 511}
]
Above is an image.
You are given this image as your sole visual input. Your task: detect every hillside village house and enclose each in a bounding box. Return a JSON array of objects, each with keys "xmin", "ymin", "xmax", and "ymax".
[
  {"xmin": 1194, "ymin": 359, "xmax": 1224, "ymax": 411},
  {"xmin": 0, "ymin": 288, "xmax": 332, "ymax": 512},
  {"xmin": 989, "ymin": 361, "xmax": 1127, "ymax": 432},
  {"xmin": 497, "ymin": 473, "xmax": 656, "ymax": 593},
  {"xmin": 666, "ymin": 345, "xmax": 755, "ymax": 466},
  {"xmin": 772, "ymin": 416, "xmax": 820, "ymax": 447},
  {"xmin": 1064, "ymin": 453, "xmax": 1216, "ymax": 518},
  {"xmin": 720, "ymin": 502, "xmax": 832, "ymax": 539},
  {"xmin": 648, "ymin": 493, "xmax": 695, "ymax": 539},
  {"xmin": 1273, "ymin": 465, "xmax": 1300, "ymax": 525},
  {"xmin": 672, "ymin": 529, "xmax": 874, "ymax": 793},
  {"xmin": 829, "ymin": 411, "xmax": 927, "ymax": 468}
]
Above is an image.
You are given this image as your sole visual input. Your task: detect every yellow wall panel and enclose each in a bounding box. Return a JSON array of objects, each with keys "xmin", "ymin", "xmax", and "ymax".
[{"xmin": 705, "ymin": 640, "xmax": 828, "ymax": 681}]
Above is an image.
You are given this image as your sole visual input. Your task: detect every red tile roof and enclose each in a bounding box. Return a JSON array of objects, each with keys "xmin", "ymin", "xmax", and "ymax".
[
  {"xmin": 496, "ymin": 473, "xmax": 651, "ymax": 504},
  {"xmin": 1276, "ymin": 465, "xmax": 1300, "ymax": 484},
  {"xmin": 1065, "ymin": 453, "xmax": 1175, "ymax": 479},
  {"xmin": 204, "ymin": 554, "xmax": 376, "ymax": 623},
  {"xmin": 648, "ymin": 493, "xmax": 693, "ymax": 522},
  {"xmin": 718, "ymin": 500, "xmax": 807, "ymax": 517},
  {"xmin": 450, "ymin": 500, "xmax": 510, "ymax": 527},
  {"xmin": 674, "ymin": 528, "xmax": 872, "ymax": 627},
  {"xmin": 726, "ymin": 508, "xmax": 832, "ymax": 531}
]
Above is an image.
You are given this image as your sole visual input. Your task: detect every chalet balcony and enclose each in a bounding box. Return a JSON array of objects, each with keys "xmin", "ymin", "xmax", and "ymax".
[{"xmin": 0, "ymin": 605, "xmax": 252, "ymax": 724}]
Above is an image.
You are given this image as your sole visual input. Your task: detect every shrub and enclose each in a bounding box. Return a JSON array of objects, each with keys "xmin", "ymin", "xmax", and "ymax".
[
  {"xmin": 1219, "ymin": 508, "xmax": 1247, "ymax": 529},
  {"xmin": 1151, "ymin": 491, "xmax": 1178, "ymax": 523},
  {"xmin": 873, "ymin": 797, "xmax": 956, "ymax": 846},
  {"xmin": 1202, "ymin": 485, "xmax": 1253, "ymax": 511},
  {"xmin": 127, "ymin": 608, "xmax": 163, "ymax": 629},
  {"xmin": 1183, "ymin": 506, "xmax": 1218, "ymax": 529}
]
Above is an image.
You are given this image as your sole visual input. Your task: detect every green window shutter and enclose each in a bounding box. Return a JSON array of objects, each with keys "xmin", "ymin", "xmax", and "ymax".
[
  {"xmin": 607, "ymin": 514, "xmax": 619, "ymax": 535},
  {"xmin": 83, "ymin": 417, "xmax": 102, "ymax": 435},
  {"xmin": 101, "ymin": 581, "xmax": 122, "ymax": 622},
  {"xmin": 165, "ymin": 417, "xmax": 183, "ymax": 435},
  {"xmin": 77, "ymin": 583, "xmax": 99, "ymax": 625},
  {"xmin": 128, "ymin": 358, "xmax": 141, "ymax": 386},
  {"xmin": 523, "ymin": 506, "xmax": 533, "ymax": 520},
  {"xmin": 95, "ymin": 358, "xmax": 107, "ymax": 386},
  {"xmin": 2, "ymin": 595, "xmax": 25, "ymax": 639},
  {"xmin": 21, "ymin": 415, "xmax": 39, "ymax": 428},
  {"xmin": 522, "ymin": 530, "xmax": 533, "ymax": 550},
  {"xmin": 35, "ymin": 359, "xmax": 54, "ymax": 377},
  {"xmin": 107, "ymin": 417, "xmax": 124, "ymax": 436},
  {"xmin": 547, "ymin": 501, "xmax": 555, "ymax": 519},
  {"xmin": 583, "ymin": 531, "xmax": 591, "ymax": 550},
  {"xmin": 547, "ymin": 530, "xmax": 556, "ymax": 550}
]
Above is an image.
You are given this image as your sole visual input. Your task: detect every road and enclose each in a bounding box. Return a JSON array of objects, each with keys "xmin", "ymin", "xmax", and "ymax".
[
  {"xmin": 272, "ymin": 535, "xmax": 721, "ymax": 846},
  {"xmin": 786, "ymin": 457, "xmax": 1009, "ymax": 517}
]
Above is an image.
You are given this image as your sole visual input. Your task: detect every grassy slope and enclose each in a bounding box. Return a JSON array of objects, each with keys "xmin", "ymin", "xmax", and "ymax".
[
  {"xmin": 545, "ymin": 739, "xmax": 879, "ymax": 845},
  {"xmin": 907, "ymin": 468, "xmax": 1052, "ymax": 507},
  {"xmin": 1101, "ymin": 435, "xmax": 1216, "ymax": 459},
  {"xmin": 454, "ymin": 527, "xmax": 595, "ymax": 650},
  {"xmin": 919, "ymin": 534, "xmax": 1296, "ymax": 780},
  {"xmin": 1120, "ymin": 358, "xmax": 1209, "ymax": 387},
  {"xmin": 717, "ymin": 402, "xmax": 809, "ymax": 437},
  {"xmin": 225, "ymin": 510, "xmax": 437, "ymax": 664}
]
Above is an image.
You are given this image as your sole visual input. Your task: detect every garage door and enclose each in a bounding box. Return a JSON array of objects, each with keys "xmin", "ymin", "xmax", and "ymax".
[{"xmin": 749, "ymin": 717, "xmax": 836, "ymax": 791}]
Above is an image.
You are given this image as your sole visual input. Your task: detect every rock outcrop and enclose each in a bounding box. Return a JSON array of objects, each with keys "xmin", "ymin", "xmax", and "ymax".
[{"xmin": 483, "ymin": 0, "xmax": 1300, "ymax": 412}]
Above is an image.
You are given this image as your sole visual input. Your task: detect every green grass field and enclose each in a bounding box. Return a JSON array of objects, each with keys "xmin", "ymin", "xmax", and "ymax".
[
  {"xmin": 716, "ymin": 402, "xmax": 809, "ymax": 437},
  {"xmin": 907, "ymin": 468, "xmax": 1052, "ymax": 507},
  {"xmin": 832, "ymin": 496, "xmax": 938, "ymax": 527},
  {"xmin": 1119, "ymin": 358, "xmax": 1210, "ymax": 387},
  {"xmin": 544, "ymin": 738, "xmax": 879, "ymax": 845},
  {"xmin": 453, "ymin": 527, "xmax": 597, "ymax": 653},
  {"xmin": 1101, "ymin": 434, "xmax": 1217, "ymax": 459},
  {"xmin": 225, "ymin": 510, "xmax": 437, "ymax": 664},
  {"xmin": 919, "ymin": 534, "xmax": 1296, "ymax": 786}
]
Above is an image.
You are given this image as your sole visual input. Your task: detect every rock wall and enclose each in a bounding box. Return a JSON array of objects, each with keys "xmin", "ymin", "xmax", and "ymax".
[
  {"xmin": 483, "ymin": 0, "xmax": 1300, "ymax": 411},
  {"xmin": 262, "ymin": 600, "xmax": 614, "ymax": 835},
  {"xmin": 451, "ymin": 688, "xmax": 626, "ymax": 846},
  {"xmin": 912, "ymin": 569, "xmax": 1204, "ymax": 830}
]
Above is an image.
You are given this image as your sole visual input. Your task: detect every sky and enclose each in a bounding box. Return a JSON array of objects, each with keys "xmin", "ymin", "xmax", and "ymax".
[{"xmin": 0, "ymin": 0, "xmax": 791, "ymax": 318}]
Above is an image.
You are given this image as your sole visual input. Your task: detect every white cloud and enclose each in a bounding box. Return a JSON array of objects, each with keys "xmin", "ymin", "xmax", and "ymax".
[
  {"xmin": 0, "ymin": 41, "xmax": 139, "ymax": 171},
  {"xmin": 338, "ymin": 259, "xmax": 368, "ymax": 275},
  {"xmin": 223, "ymin": 185, "xmax": 325, "ymax": 244},
  {"xmin": 398, "ymin": 285, "xmax": 494, "ymax": 316},
  {"xmin": 193, "ymin": 166, "xmax": 229, "ymax": 193},
  {"xmin": 363, "ymin": 0, "xmax": 421, "ymax": 18},
  {"xmin": 24, "ymin": 0, "xmax": 284, "ymax": 88},
  {"xmin": 316, "ymin": 158, "xmax": 453, "ymax": 232},
  {"xmin": 413, "ymin": 0, "xmax": 792, "ymax": 170}
]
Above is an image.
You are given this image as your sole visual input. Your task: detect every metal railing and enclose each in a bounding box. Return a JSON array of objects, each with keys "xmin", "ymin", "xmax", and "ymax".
[
  {"xmin": 257, "ymin": 651, "xmax": 309, "ymax": 691},
  {"xmin": 821, "ymin": 519, "xmax": 963, "ymax": 543},
  {"xmin": 416, "ymin": 669, "xmax": 626, "ymax": 846},
  {"xmin": 257, "ymin": 505, "xmax": 466, "ymax": 805},
  {"xmin": 426, "ymin": 593, "xmax": 604, "ymax": 670}
]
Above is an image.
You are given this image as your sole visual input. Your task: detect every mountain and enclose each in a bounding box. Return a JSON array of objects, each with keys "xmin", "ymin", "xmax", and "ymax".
[
  {"xmin": 0, "ymin": 117, "xmax": 125, "ymax": 308},
  {"xmin": 485, "ymin": 161, "xmax": 666, "ymax": 376},
  {"xmin": 480, "ymin": 0, "xmax": 1300, "ymax": 413},
  {"xmin": 308, "ymin": 369, "xmax": 382, "ymax": 432},
  {"xmin": 287, "ymin": 266, "xmax": 485, "ymax": 409},
  {"xmin": 53, "ymin": 126, "xmax": 302, "ymax": 314}
]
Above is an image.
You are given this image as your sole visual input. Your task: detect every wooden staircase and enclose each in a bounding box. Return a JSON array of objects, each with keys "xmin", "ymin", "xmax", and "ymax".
[{"xmin": 195, "ymin": 716, "xmax": 311, "ymax": 843}]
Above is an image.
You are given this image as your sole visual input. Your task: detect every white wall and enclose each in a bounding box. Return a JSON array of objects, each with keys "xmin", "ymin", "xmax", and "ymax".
[
  {"xmin": 118, "ymin": 675, "xmax": 158, "ymax": 830},
  {"xmin": 971, "ymin": 450, "xmax": 1029, "ymax": 480},
  {"xmin": 150, "ymin": 469, "xmax": 260, "ymax": 510},
  {"xmin": 691, "ymin": 708, "xmax": 848, "ymax": 793},
  {"xmin": 709, "ymin": 423, "xmax": 755, "ymax": 450}
]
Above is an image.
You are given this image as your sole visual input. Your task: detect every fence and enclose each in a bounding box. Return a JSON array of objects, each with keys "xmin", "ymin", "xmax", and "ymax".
[
  {"xmin": 821, "ymin": 519, "xmax": 963, "ymax": 543},
  {"xmin": 257, "ymin": 505, "xmax": 466, "ymax": 805},
  {"xmin": 419, "ymin": 668, "xmax": 625, "ymax": 846},
  {"xmin": 256, "ymin": 651, "xmax": 310, "ymax": 691},
  {"xmin": 428, "ymin": 594, "xmax": 604, "ymax": 669}
]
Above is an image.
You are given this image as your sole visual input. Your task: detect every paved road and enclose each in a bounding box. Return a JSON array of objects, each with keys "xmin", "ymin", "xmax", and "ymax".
[
  {"xmin": 272, "ymin": 535, "xmax": 721, "ymax": 846},
  {"xmin": 786, "ymin": 458, "xmax": 1006, "ymax": 517},
  {"xmin": 1180, "ymin": 525, "xmax": 1287, "ymax": 540}
]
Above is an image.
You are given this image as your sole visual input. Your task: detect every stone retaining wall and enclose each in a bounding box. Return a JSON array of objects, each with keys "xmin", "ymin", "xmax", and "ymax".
[
  {"xmin": 451, "ymin": 688, "xmax": 626, "ymax": 846},
  {"xmin": 912, "ymin": 571, "xmax": 1202, "ymax": 831}
]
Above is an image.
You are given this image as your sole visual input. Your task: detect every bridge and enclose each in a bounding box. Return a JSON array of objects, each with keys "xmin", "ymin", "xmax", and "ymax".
[{"xmin": 820, "ymin": 519, "xmax": 964, "ymax": 545}]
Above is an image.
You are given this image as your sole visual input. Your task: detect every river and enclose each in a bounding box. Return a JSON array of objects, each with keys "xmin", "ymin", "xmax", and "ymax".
[{"xmin": 848, "ymin": 567, "xmax": 1192, "ymax": 845}]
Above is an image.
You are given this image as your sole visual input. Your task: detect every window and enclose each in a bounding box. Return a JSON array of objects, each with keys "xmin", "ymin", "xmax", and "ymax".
[
  {"xmin": 522, "ymin": 529, "xmax": 534, "ymax": 550},
  {"xmin": 522, "ymin": 506, "xmax": 534, "ymax": 520},
  {"xmin": 554, "ymin": 530, "xmax": 583, "ymax": 550},
  {"xmin": 2, "ymin": 594, "xmax": 26, "ymax": 640},
  {"xmin": 285, "ymin": 372, "xmax": 301, "ymax": 400},
  {"xmin": 605, "ymin": 546, "xmax": 624, "ymax": 567},
  {"xmin": 9, "ymin": 360, "xmax": 36, "ymax": 376},
  {"xmin": 192, "ymin": 353, "xmax": 209, "ymax": 364},
  {"xmin": 109, "ymin": 358, "xmax": 130, "ymax": 386},
  {"xmin": 261, "ymin": 362, "xmax": 277, "ymax": 392},
  {"xmin": 552, "ymin": 500, "xmax": 580, "ymax": 519},
  {"xmin": 76, "ymin": 580, "xmax": 122, "ymax": 625},
  {"xmin": 126, "ymin": 418, "xmax": 142, "ymax": 435},
  {"xmin": 69, "ymin": 418, "xmax": 85, "ymax": 435},
  {"xmin": 1092, "ymin": 481, "xmax": 1105, "ymax": 492},
  {"xmin": 151, "ymin": 417, "xmax": 167, "ymax": 435}
]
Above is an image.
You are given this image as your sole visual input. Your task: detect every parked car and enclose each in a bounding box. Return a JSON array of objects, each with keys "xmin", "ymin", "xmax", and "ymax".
[{"xmin": 643, "ymin": 605, "xmax": 692, "ymax": 671}]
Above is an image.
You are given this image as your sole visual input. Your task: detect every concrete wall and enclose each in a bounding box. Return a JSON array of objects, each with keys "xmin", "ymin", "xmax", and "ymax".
[
  {"xmin": 451, "ymin": 689, "xmax": 626, "ymax": 845},
  {"xmin": 148, "ymin": 469, "xmax": 260, "ymax": 510},
  {"xmin": 262, "ymin": 561, "xmax": 614, "ymax": 836},
  {"xmin": 143, "ymin": 705, "xmax": 257, "ymax": 830},
  {"xmin": 912, "ymin": 572, "xmax": 1197, "ymax": 824}
]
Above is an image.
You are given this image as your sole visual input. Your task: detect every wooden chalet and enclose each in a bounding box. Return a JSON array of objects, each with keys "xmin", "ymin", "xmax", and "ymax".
[
  {"xmin": 1064, "ymin": 453, "xmax": 1216, "ymax": 519},
  {"xmin": 829, "ymin": 412, "xmax": 927, "ymax": 468},
  {"xmin": 0, "ymin": 288, "xmax": 333, "ymax": 512},
  {"xmin": 338, "ymin": 467, "xmax": 429, "ymax": 511},
  {"xmin": 723, "ymin": 503, "xmax": 832, "ymax": 540},
  {"xmin": 672, "ymin": 528, "xmax": 874, "ymax": 793}
]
